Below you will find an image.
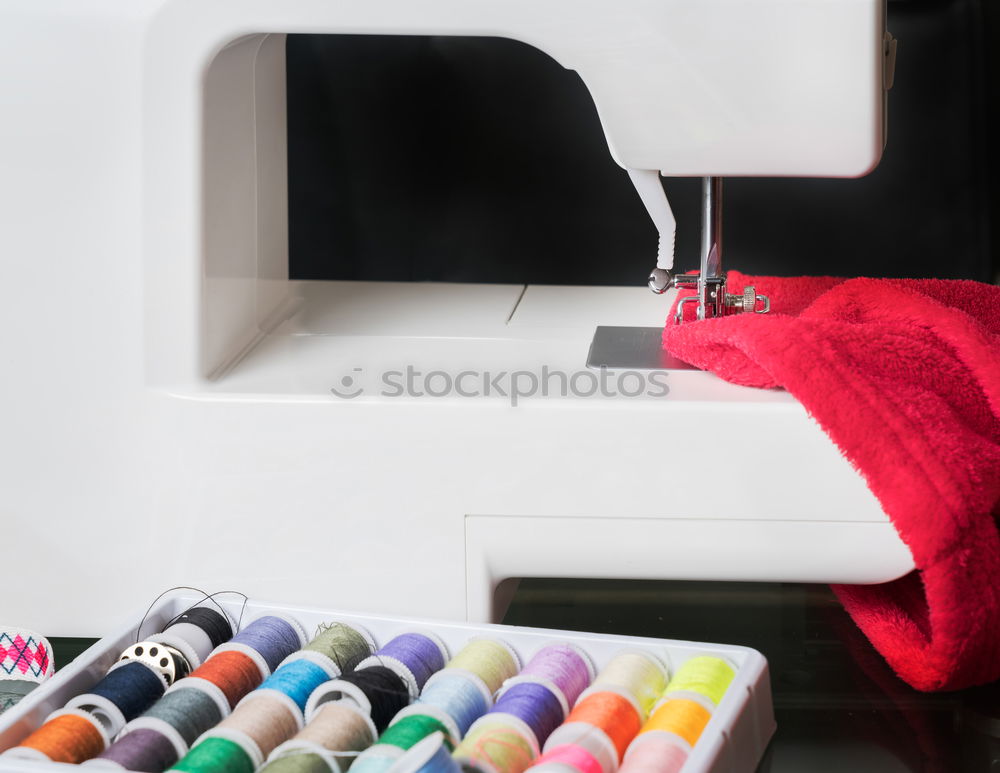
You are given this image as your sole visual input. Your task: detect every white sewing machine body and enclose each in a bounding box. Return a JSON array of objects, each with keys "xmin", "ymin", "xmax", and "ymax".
[{"xmin": 0, "ymin": 0, "xmax": 913, "ymax": 635}]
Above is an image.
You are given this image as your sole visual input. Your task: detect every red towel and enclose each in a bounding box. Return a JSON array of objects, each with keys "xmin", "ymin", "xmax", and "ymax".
[{"xmin": 663, "ymin": 272, "xmax": 1000, "ymax": 691}]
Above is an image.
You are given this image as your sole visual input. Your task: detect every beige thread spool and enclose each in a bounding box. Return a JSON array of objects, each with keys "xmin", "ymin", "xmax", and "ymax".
[{"xmin": 210, "ymin": 692, "xmax": 302, "ymax": 760}]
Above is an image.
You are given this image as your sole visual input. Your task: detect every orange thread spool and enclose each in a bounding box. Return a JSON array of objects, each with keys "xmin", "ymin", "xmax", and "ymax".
[
  {"xmin": 640, "ymin": 699, "xmax": 710, "ymax": 747},
  {"xmin": 14, "ymin": 710, "xmax": 108, "ymax": 764},
  {"xmin": 564, "ymin": 691, "xmax": 641, "ymax": 760},
  {"xmin": 191, "ymin": 650, "xmax": 263, "ymax": 709}
]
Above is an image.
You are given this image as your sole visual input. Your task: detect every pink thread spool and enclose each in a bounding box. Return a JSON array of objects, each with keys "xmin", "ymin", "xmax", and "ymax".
[
  {"xmin": 619, "ymin": 733, "xmax": 688, "ymax": 773},
  {"xmin": 508, "ymin": 645, "xmax": 594, "ymax": 708},
  {"xmin": 530, "ymin": 744, "xmax": 604, "ymax": 773}
]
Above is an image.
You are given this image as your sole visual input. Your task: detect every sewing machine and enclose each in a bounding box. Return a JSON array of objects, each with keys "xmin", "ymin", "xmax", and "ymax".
[{"xmin": 0, "ymin": 1, "xmax": 911, "ymax": 635}]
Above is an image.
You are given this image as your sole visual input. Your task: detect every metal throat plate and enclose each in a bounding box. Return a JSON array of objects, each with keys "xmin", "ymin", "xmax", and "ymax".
[{"xmin": 587, "ymin": 326, "xmax": 698, "ymax": 370}]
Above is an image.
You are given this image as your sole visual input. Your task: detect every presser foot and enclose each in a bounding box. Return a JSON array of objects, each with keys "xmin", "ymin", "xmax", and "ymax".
[{"xmin": 663, "ymin": 273, "xmax": 770, "ymax": 323}]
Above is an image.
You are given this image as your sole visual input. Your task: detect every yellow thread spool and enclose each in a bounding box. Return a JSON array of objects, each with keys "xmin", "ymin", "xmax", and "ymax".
[
  {"xmin": 589, "ymin": 652, "xmax": 667, "ymax": 718},
  {"xmin": 640, "ymin": 699, "xmax": 711, "ymax": 747},
  {"xmin": 446, "ymin": 639, "xmax": 519, "ymax": 697},
  {"xmin": 662, "ymin": 657, "xmax": 734, "ymax": 708}
]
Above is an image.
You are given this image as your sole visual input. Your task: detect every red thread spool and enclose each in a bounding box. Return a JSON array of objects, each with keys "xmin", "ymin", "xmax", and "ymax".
[
  {"xmin": 8, "ymin": 710, "xmax": 108, "ymax": 764},
  {"xmin": 190, "ymin": 650, "xmax": 263, "ymax": 709}
]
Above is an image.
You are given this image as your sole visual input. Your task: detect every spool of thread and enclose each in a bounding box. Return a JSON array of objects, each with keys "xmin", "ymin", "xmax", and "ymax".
[
  {"xmin": 618, "ymin": 733, "xmax": 688, "ymax": 773},
  {"xmin": 503, "ymin": 645, "xmax": 593, "ymax": 709},
  {"xmin": 209, "ymin": 691, "xmax": 303, "ymax": 760},
  {"xmin": 2, "ymin": 709, "xmax": 110, "ymax": 765},
  {"xmin": 380, "ymin": 713, "xmax": 457, "ymax": 752},
  {"xmin": 261, "ymin": 751, "xmax": 337, "ymax": 773},
  {"xmin": 273, "ymin": 701, "xmax": 377, "ymax": 766},
  {"xmin": 660, "ymin": 657, "xmax": 735, "ymax": 710},
  {"xmin": 453, "ymin": 716, "xmax": 539, "ymax": 773},
  {"xmin": 489, "ymin": 682, "xmax": 565, "ymax": 748},
  {"xmin": 419, "ymin": 671, "xmax": 493, "ymax": 737},
  {"xmin": 638, "ymin": 699, "xmax": 710, "ymax": 748},
  {"xmin": 213, "ymin": 615, "xmax": 308, "ymax": 677},
  {"xmin": 357, "ymin": 632, "xmax": 448, "ymax": 696},
  {"xmin": 89, "ymin": 724, "xmax": 183, "ymax": 772},
  {"xmin": 188, "ymin": 649, "xmax": 264, "ymax": 710},
  {"xmin": 349, "ymin": 744, "xmax": 403, "ymax": 773},
  {"xmin": 136, "ymin": 682, "xmax": 229, "ymax": 747},
  {"xmin": 587, "ymin": 653, "xmax": 667, "ymax": 719},
  {"xmin": 543, "ymin": 689, "xmax": 643, "ymax": 773},
  {"xmin": 446, "ymin": 640, "xmax": 520, "ymax": 697},
  {"xmin": 397, "ymin": 732, "xmax": 462, "ymax": 773},
  {"xmin": 284, "ymin": 622, "xmax": 375, "ymax": 677},
  {"xmin": 260, "ymin": 659, "xmax": 335, "ymax": 714},
  {"xmin": 153, "ymin": 606, "xmax": 235, "ymax": 670},
  {"xmin": 97, "ymin": 630, "xmax": 276, "ymax": 771},
  {"xmin": 538, "ymin": 729, "xmax": 616, "ymax": 773},
  {"xmin": 530, "ymin": 744, "xmax": 605, "ymax": 773},
  {"xmin": 170, "ymin": 735, "xmax": 257, "ymax": 773},
  {"xmin": 307, "ymin": 666, "xmax": 412, "ymax": 732},
  {"xmin": 65, "ymin": 660, "xmax": 168, "ymax": 736}
]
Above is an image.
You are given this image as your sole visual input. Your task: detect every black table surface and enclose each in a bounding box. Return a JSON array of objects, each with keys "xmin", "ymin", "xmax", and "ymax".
[{"xmin": 502, "ymin": 580, "xmax": 997, "ymax": 773}]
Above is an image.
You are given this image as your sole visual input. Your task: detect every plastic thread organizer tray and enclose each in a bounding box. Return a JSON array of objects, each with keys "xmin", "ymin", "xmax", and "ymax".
[{"xmin": 0, "ymin": 593, "xmax": 775, "ymax": 773}]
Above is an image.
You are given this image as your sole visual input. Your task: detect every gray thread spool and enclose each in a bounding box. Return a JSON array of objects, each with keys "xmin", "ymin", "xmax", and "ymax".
[{"xmin": 142, "ymin": 686, "xmax": 225, "ymax": 746}]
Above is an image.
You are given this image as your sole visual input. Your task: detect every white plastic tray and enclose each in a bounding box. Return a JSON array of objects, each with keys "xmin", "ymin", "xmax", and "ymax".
[{"xmin": 0, "ymin": 592, "xmax": 775, "ymax": 773}]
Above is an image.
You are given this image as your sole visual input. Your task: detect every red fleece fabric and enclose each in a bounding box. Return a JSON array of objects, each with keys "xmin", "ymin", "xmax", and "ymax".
[{"xmin": 663, "ymin": 272, "xmax": 1000, "ymax": 691}]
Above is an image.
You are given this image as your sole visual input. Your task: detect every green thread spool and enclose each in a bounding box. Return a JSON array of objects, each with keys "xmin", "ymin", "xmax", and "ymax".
[
  {"xmin": 299, "ymin": 623, "xmax": 374, "ymax": 675},
  {"xmin": 662, "ymin": 657, "xmax": 735, "ymax": 708},
  {"xmin": 260, "ymin": 752, "xmax": 335, "ymax": 773},
  {"xmin": 446, "ymin": 640, "xmax": 519, "ymax": 697},
  {"xmin": 170, "ymin": 737, "xmax": 255, "ymax": 773},
  {"xmin": 380, "ymin": 715, "xmax": 455, "ymax": 752}
]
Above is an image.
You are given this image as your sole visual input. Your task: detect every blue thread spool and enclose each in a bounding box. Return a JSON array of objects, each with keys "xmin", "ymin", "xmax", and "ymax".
[
  {"xmin": 259, "ymin": 660, "xmax": 333, "ymax": 715},
  {"xmin": 213, "ymin": 616, "xmax": 308, "ymax": 677},
  {"xmin": 417, "ymin": 671, "xmax": 491, "ymax": 737},
  {"xmin": 488, "ymin": 681, "xmax": 565, "ymax": 748},
  {"xmin": 66, "ymin": 661, "xmax": 168, "ymax": 736},
  {"xmin": 400, "ymin": 733, "xmax": 462, "ymax": 773}
]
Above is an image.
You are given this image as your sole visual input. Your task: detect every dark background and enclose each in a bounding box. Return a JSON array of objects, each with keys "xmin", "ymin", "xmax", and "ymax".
[{"xmin": 287, "ymin": 0, "xmax": 997, "ymax": 285}]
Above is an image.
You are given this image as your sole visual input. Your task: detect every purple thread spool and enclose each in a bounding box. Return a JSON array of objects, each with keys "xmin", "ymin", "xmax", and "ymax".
[
  {"xmin": 376, "ymin": 634, "xmax": 447, "ymax": 691},
  {"xmin": 215, "ymin": 616, "xmax": 305, "ymax": 676},
  {"xmin": 93, "ymin": 727, "xmax": 179, "ymax": 771},
  {"xmin": 515, "ymin": 645, "xmax": 593, "ymax": 707},
  {"xmin": 489, "ymin": 682, "xmax": 565, "ymax": 747}
]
